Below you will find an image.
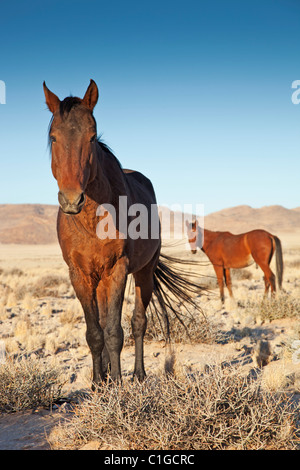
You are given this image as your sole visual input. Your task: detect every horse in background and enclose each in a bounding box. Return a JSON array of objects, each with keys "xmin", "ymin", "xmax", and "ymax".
[{"xmin": 186, "ymin": 220, "xmax": 283, "ymax": 304}]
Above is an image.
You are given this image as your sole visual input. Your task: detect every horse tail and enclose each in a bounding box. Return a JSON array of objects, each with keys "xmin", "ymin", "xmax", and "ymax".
[
  {"xmin": 274, "ymin": 236, "xmax": 283, "ymax": 289},
  {"xmin": 150, "ymin": 253, "xmax": 206, "ymax": 341}
]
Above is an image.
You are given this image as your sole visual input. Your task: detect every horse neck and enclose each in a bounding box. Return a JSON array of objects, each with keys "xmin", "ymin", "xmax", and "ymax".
[
  {"xmin": 78, "ymin": 144, "xmax": 127, "ymax": 235},
  {"xmin": 201, "ymin": 228, "xmax": 218, "ymax": 251},
  {"xmin": 87, "ymin": 143, "xmax": 126, "ymax": 205}
]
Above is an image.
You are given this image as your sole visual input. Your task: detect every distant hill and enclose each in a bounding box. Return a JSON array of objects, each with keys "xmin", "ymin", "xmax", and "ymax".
[
  {"xmin": 0, "ymin": 204, "xmax": 58, "ymax": 244},
  {"xmin": 204, "ymin": 205, "xmax": 300, "ymax": 234},
  {"xmin": 159, "ymin": 204, "xmax": 300, "ymax": 238},
  {"xmin": 0, "ymin": 204, "xmax": 299, "ymax": 244}
]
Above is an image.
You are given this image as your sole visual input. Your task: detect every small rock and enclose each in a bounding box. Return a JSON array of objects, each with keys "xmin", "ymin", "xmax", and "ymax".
[{"xmin": 58, "ymin": 402, "xmax": 73, "ymax": 413}]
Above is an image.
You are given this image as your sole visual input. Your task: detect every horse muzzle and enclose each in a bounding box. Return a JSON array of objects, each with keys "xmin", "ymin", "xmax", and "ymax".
[{"xmin": 58, "ymin": 191, "xmax": 86, "ymax": 215}]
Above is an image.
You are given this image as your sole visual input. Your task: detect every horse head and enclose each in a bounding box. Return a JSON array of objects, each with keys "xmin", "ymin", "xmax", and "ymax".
[
  {"xmin": 43, "ymin": 80, "xmax": 99, "ymax": 214},
  {"xmin": 185, "ymin": 219, "xmax": 200, "ymax": 254}
]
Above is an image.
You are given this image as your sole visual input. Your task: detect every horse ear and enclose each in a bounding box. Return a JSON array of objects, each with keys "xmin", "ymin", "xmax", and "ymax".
[
  {"xmin": 43, "ymin": 82, "xmax": 60, "ymax": 114},
  {"xmin": 82, "ymin": 79, "xmax": 99, "ymax": 111}
]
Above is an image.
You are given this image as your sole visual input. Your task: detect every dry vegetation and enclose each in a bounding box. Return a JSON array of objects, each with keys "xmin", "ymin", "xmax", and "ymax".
[
  {"xmin": 0, "ymin": 241, "xmax": 300, "ymax": 450},
  {"xmin": 48, "ymin": 365, "xmax": 300, "ymax": 450},
  {"xmin": 0, "ymin": 355, "xmax": 65, "ymax": 413}
]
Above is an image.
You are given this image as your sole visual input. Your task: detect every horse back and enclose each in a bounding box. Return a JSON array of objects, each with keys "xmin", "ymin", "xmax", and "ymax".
[
  {"xmin": 123, "ymin": 169, "xmax": 157, "ymax": 206},
  {"xmin": 204, "ymin": 230, "xmax": 253, "ymax": 269},
  {"xmin": 244, "ymin": 229, "xmax": 275, "ymax": 255}
]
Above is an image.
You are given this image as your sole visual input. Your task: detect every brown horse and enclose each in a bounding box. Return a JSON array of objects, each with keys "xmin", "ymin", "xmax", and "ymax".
[
  {"xmin": 43, "ymin": 79, "xmax": 201, "ymax": 385},
  {"xmin": 186, "ymin": 220, "xmax": 283, "ymax": 304}
]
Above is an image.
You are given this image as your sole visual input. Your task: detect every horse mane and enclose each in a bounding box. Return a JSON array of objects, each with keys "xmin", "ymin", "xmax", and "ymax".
[
  {"xmin": 97, "ymin": 137, "xmax": 114, "ymax": 156},
  {"xmin": 59, "ymin": 96, "xmax": 82, "ymax": 116},
  {"xmin": 97, "ymin": 136, "xmax": 123, "ymax": 171}
]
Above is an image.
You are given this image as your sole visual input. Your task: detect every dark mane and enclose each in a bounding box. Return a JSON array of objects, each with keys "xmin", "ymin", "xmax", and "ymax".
[
  {"xmin": 97, "ymin": 137, "xmax": 123, "ymax": 170},
  {"xmin": 59, "ymin": 96, "xmax": 82, "ymax": 116},
  {"xmin": 97, "ymin": 137, "xmax": 113, "ymax": 155}
]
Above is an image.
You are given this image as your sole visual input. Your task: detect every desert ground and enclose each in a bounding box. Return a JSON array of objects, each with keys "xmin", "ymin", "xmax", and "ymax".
[{"xmin": 0, "ymin": 209, "xmax": 300, "ymax": 449}]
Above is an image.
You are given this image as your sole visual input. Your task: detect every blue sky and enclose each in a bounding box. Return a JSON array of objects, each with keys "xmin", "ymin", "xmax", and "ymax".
[{"xmin": 0, "ymin": 0, "xmax": 299, "ymax": 215}]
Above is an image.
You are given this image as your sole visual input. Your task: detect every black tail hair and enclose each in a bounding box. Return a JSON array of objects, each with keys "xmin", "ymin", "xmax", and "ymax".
[
  {"xmin": 274, "ymin": 236, "xmax": 283, "ymax": 289},
  {"xmin": 150, "ymin": 253, "xmax": 206, "ymax": 340}
]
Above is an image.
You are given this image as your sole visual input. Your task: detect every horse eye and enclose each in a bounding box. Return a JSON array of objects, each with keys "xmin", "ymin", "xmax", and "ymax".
[
  {"xmin": 50, "ymin": 135, "xmax": 56, "ymax": 143},
  {"xmin": 90, "ymin": 134, "xmax": 96, "ymax": 143}
]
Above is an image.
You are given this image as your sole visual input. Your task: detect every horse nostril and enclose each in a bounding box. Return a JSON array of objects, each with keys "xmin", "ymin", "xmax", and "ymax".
[
  {"xmin": 58, "ymin": 191, "xmax": 67, "ymax": 206},
  {"xmin": 77, "ymin": 192, "xmax": 85, "ymax": 207}
]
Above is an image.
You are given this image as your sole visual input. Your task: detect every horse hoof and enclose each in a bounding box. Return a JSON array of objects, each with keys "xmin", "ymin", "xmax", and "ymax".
[{"xmin": 133, "ymin": 370, "xmax": 146, "ymax": 382}]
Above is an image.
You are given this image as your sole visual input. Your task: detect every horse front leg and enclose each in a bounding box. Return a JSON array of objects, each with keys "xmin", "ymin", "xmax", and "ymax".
[
  {"xmin": 213, "ymin": 265, "xmax": 225, "ymax": 306},
  {"xmin": 69, "ymin": 268, "xmax": 104, "ymax": 387},
  {"xmin": 224, "ymin": 268, "xmax": 234, "ymax": 298},
  {"xmin": 97, "ymin": 258, "xmax": 128, "ymax": 382}
]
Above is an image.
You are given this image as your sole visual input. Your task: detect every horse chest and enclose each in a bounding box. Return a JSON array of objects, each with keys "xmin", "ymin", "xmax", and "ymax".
[{"xmin": 61, "ymin": 228, "xmax": 126, "ymax": 274}]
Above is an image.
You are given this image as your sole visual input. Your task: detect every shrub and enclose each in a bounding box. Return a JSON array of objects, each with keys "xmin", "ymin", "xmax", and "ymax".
[
  {"xmin": 232, "ymin": 269, "xmax": 253, "ymax": 281},
  {"xmin": 48, "ymin": 364, "xmax": 300, "ymax": 450},
  {"xmin": 0, "ymin": 355, "xmax": 65, "ymax": 412},
  {"xmin": 29, "ymin": 275, "xmax": 71, "ymax": 298},
  {"xmin": 242, "ymin": 293, "xmax": 300, "ymax": 323}
]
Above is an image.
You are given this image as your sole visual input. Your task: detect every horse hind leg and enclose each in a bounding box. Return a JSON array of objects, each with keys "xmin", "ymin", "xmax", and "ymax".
[
  {"xmin": 263, "ymin": 275, "xmax": 270, "ymax": 295},
  {"xmin": 261, "ymin": 266, "xmax": 276, "ymax": 297},
  {"xmin": 132, "ymin": 262, "xmax": 156, "ymax": 381}
]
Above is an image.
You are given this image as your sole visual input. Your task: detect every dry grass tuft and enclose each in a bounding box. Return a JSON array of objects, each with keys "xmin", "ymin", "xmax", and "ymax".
[
  {"xmin": 14, "ymin": 315, "xmax": 32, "ymax": 338},
  {"xmin": 48, "ymin": 364, "xmax": 300, "ymax": 450},
  {"xmin": 0, "ymin": 355, "xmax": 65, "ymax": 413},
  {"xmin": 60, "ymin": 300, "xmax": 83, "ymax": 325},
  {"xmin": 262, "ymin": 294, "xmax": 300, "ymax": 322},
  {"xmin": 244, "ymin": 293, "xmax": 300, "ymax": 323},
  {"xmin": 29, "ymin": 275, "xmax": 70, "ymax": 298},
  {"xmin": 287, "ymin": 258, "xmax": 300, "ymax": 269},
  {"xmin": 232, "ymin": 268, "xmax": 253, "ymax": 281},
  {"xmin": 144, "ymin": 304, "xmax": 217, "ymax": 345}
]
